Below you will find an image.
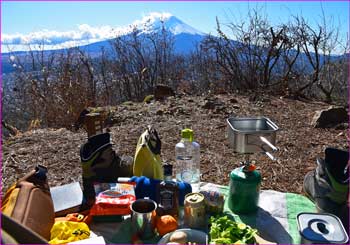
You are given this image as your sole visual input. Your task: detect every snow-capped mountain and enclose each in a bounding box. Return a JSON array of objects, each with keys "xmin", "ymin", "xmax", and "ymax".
[
  {"xmin": 2, "ymin": 12, "xmax": 205, "ymax": 53},
  {"xmin": 135, "ymin": 13, "xmax": 204, "ymax": 36},
  {"xmin": 72, "ymin": 13, "xmax": 206, "ymax": 55},
  {"xmin": 81, "ymin": 13, "xmax": 206, "ymax": 54},
  {"xmin": 2, "ymin": 13, "xmax": 207, "ymax": 73}
]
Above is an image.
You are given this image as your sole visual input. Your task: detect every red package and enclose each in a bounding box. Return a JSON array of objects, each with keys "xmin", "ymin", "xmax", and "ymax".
[{"xmin": 90, "ymin": 183, "xmax": 136, "ymax": 216}]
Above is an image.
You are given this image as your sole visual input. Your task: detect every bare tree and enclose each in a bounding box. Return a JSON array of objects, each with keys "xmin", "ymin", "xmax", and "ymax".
[
  {"xmin": 202, "ymin": 9, "xmax": 290, "ymax": 91},
  {"xmin": 290, "ymin": 13, "xmax": 345, "ymax": 102},
  {"xmin": 278, "ymin": 22, "xmax": 301, "ymax": 93},
  {"xmin": 316, "ymin": 11, "xmax": 347, "ymax": 103},
  {"xmin": 109, "ymin": 21, "xmax": 180, "ymax": 101},
  {"xmin": 202, "ymin": 18, "xmax": 244, "ymax": 91},
  {"xmin": 4, "ymin": 45, "xmax": 102, "ymax": 129}
]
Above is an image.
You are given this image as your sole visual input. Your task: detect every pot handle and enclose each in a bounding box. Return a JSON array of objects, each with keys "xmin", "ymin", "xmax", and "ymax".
[
  {"xmin": 260, "ymin": 136, "xmax": 278, "ymax": 152},
  {"xmin": 265, "ymin": 151, "xmax": 276, "ymax": 161},
  {"xmin": 260, "ymin": 136, "xmax": 278, "ymax": 161}
]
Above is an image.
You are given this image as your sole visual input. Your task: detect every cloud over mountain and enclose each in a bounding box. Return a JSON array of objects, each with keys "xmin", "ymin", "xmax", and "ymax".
[
  {"xmin": 2, "ymin": 12, "xmax": 203, "ymax": 52},
  {"xmin": 2, "ymin": 24, "xmax": 121, "ymax": 46}
]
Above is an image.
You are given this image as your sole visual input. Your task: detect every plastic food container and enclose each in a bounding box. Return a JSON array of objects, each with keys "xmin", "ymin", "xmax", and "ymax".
[{"xmin": 297, "ymin": 212, "xmax": 349, "ymax": 244}]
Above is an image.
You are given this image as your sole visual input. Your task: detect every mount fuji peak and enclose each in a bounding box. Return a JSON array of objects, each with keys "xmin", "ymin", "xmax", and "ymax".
[
  {"xmin": 80, "ymin": 12, "xmax": 207, "ymax": 55},
  {"xmin": 135, "ymin": 12, "xmax": 204, "ymax": 36}
]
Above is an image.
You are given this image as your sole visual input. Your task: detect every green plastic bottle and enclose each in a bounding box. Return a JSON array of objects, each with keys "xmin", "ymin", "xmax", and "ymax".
[{"xmin": 228, "ymin": 165, "xmax": 261, "ymax": 214}]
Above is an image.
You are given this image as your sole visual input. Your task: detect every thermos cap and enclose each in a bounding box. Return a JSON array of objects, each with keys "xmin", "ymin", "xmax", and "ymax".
[
  {"xmin": 163, "ymin": 164, "xmax": 173, "ymax": 176},
  {"xmin": 181, "ymin": 129, "xmax": 193, "ymax": 142}
]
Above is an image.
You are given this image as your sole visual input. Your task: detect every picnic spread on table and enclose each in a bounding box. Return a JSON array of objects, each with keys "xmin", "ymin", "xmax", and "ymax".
[{"xmin": 2, "ymin": 115, "xmax": 349, "ymax": 244}]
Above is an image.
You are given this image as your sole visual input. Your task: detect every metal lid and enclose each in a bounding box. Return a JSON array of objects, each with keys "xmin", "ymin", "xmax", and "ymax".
[
  {"xmin": 297, "ymin": 212, "xmax": 349, "ymax": 244},
  {"xmin": 185, "ymin": 193, "xmax": 204, "ymax": 207}
]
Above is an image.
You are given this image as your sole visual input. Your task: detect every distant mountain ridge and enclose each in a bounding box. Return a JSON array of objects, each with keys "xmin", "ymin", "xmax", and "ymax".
[
  {"xmin": 2, "ymin": 13, "xmax": 204, "ymax": 53},
  {"xmin": 1, "ymin": 13, "xmax": 347, "ymax": 75},
  {"xmin": 2, "ymin": 13, "xmax": 207, "ymax": 74}
]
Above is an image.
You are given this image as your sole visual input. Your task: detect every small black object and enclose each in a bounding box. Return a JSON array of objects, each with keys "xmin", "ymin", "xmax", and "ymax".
[{"xmin": 163, "ymin": 164, "xmax": 173, "ymax": 176}]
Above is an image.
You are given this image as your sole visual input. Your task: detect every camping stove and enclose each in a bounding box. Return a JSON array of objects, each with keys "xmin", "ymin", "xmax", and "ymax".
[{"xmin": 226, "ymin": 117, "xmax": 279, "ymax": 214}]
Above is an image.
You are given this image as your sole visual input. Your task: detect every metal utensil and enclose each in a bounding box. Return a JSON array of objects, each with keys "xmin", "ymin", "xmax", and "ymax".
[
  {"xmin": 130, "ymin": 198, "xmax": 157, "ymax": 239},
  {"xmin": 260, "ymin": 136, "xmax": 278, "ymax": 160}
]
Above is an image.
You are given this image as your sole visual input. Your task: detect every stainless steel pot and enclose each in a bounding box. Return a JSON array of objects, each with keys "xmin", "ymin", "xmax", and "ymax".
[{"xmin": 227, "ymin": 117, "xmax": 279, "ymax": 156}]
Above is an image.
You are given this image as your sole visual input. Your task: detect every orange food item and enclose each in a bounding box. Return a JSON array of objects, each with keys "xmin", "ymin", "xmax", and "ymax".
[
  {"xmin": 54, "ymin": 212, "xmax": 92, "ymax": 225},
  {"xmin": 156, "ymin": 215, "xmax": 178, "ymax": 236}
]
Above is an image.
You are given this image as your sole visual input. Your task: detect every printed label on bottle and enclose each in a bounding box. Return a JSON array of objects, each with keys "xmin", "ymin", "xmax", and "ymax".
[{"xmin": 160, "ymin": 190, "xmax": 174, "ymax": 209}]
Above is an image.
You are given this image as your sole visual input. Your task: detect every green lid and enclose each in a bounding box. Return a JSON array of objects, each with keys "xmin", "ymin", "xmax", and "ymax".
[
  {"xmin": 229, "ymin": 167, "xmax": 261, "ymax": 184},
  {"xmin": 181, "ymin": 128, "xmax": 193, "ymax": 142}
]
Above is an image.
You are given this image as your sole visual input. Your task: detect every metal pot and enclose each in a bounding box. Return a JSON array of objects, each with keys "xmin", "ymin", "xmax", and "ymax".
[
  {"xmin": 130, "ymin": 198, "xmax": 157, "ymax": 239},
  {"xmin": 227, "ymin": 117, "xmax": 279, "ymax": 156}
]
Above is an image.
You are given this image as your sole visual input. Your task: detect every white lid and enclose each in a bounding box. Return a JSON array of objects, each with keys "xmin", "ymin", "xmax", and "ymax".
[{"xmin": 297, "ymin": 212, "xmax": 349, "ymax": 243}]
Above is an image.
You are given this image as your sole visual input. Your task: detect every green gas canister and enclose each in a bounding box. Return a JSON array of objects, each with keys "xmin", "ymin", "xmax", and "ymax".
[{"xmin": 228, "ymin": 164, "xmax": 261, "ymax": 214}]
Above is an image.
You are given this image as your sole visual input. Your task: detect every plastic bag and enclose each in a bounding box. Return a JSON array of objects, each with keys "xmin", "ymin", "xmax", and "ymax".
[
  {"xmin": 89, "ymin": 183, "xmax": 136, "ymax": 216},
  {"xmin": 49, "ymin": 221, "xmax": 90, "ymax": 244}
]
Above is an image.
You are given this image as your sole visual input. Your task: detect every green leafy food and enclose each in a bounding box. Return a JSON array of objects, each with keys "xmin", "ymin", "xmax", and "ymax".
[{"xmin": 209, "ymin": 215, "xmax": 257, "ymax": 244}]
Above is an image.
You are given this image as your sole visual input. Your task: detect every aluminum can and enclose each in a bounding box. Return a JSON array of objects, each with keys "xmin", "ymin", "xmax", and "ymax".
[
  {"xmin": 183, "ymin": 192, "xmax": 206, "ymax": 228},
  {"xmin": 200, "ymin": 190, "xmax": 224, "ymax": 214}
]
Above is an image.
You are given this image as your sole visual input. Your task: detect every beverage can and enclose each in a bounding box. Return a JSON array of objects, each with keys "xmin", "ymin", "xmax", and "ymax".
[
  {"xmin": 183, "ymin": 193, "xmax": 206, "ymax": 228},
  {"xmin": 200, "ymin": 190, "xmax": 224, "ymax": 214}
]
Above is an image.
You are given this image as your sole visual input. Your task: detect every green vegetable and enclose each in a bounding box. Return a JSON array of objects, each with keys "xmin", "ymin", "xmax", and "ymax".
[{"xmin": 209, "ymin": 215, "xmax": 257, "ymax": 244}]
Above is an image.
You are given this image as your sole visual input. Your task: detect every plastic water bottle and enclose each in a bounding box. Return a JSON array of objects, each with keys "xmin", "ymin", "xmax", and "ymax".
[{"xmin": 175, "ymin": 129, "xmax": 200, "ymax": 191}]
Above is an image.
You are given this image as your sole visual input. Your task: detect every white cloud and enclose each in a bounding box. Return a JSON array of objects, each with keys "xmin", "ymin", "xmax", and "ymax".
[
  {"xmin": 2, "ymin": 25, "xmax": 118, "ymax": 45},
  {"xmin": 1, "ymin": 12, "xmax": 172, "ymax": 45}
]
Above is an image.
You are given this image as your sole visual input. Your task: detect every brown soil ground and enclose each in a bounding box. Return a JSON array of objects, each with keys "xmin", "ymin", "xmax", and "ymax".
[{"xmin": 2, "ymin": 94, "xmax": 348, "ymax": 198}]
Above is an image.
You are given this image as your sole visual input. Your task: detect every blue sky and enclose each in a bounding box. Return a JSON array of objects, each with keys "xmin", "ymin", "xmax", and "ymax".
[{"xmin": 2, "ymin": 1, "xmax": 349, "ymax": 52}]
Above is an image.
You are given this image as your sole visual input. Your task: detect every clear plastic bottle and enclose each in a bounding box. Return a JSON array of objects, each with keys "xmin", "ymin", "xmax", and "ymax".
[{"xmin": 175, "ymin": 129, "xmax": 200, "ymax": 191}]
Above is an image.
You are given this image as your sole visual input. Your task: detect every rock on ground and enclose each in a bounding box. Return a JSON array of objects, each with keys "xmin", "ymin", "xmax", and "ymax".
[{"xmin": 311, "ymin": 106, "xmax": 348, "ymax": 128}]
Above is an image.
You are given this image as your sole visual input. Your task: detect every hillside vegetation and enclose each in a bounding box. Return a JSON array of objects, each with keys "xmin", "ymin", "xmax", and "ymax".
[{"xmin": 2, "ymin": 93, "xmax": 348, "ymax": 197}]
